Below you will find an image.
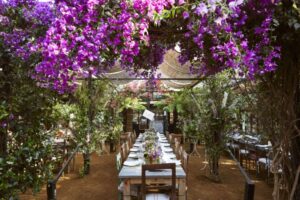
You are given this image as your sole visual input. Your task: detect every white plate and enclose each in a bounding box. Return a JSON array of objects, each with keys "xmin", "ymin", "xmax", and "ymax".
[
  {"xmin": 163, "ymin": 148, "xmax": 173, "ymax": 152},
  {"xmin": 128, "ymin": 153, "xmax": 138, "ymax": 158},
  {"xmin": 164, "ymin": 154, "xmax": 176, "ymax": 159},
  {"xmin": 160, "ymin": 140, "xmax": 169, "ymax": 143},
  {"xmin": 160, "ymin": 143, "xmax": 170, "ymax": 147},
  {"xmin": 123, "ymin": 160, "xmax": 140, "ymax": 167},
  {"xmin": 130, "ymin": 148, "xmax": 139, "ymax": 152}
]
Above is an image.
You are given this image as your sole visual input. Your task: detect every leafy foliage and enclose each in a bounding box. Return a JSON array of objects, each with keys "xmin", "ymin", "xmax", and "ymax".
[{"xmin": 193, "ymin": 72, "xmax": 234, "ymax": 180}]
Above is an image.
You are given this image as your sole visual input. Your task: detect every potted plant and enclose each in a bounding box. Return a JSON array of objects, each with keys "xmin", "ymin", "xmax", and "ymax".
[
  {"xmin": 183, "ymin": 119, "xmax": 200, "ymax": 153},
  {"xmin": 107, "ymin": 120, "xmax": 123, "ymax": 152}
]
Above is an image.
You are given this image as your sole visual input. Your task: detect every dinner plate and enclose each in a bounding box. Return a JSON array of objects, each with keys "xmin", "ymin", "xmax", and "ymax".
[
  {"xmin": 163, "ymin": 148, "xmax": 173, "ymax": 153},
  {"xmin": 160, "ymin": 143, "xmax": 170, "ymax": 147},
  {"xmin": 164, "ymin": 154, "xmax": 176, "ymax": 159},
  {"xmin": 123, "ymin": 160, "xmax": 140, "ymax": 167},
  {"xmin": 160, "ymin": 140, "xmax": 169, "ymax": 143},
  {"xmin": 130, "ymin": 148, "xmax": 139, "ymax": 152},
  {"xmin": 128, "ymin": 153, "xmax": 138, "ymax": 158}
]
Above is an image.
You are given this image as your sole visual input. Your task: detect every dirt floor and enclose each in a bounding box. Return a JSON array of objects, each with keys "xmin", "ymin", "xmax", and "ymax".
[{"xmin": 20, "ymin": 146, "xmax": 273, "ymax": 200}]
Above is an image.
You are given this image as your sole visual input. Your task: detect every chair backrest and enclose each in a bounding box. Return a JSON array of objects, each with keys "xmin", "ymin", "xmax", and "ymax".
[
  {"xmin": 174, "ymin": 138, "xmax": 180, "ymax": 155},
  {"xmin": 116, "ymin": 152, "xmax": 122, "ymax": 171},
  {"xmin": 127, "ymin": 132, "xmax": 132, "ymax": 148},
  {"xmin": 132, "ymin": 130, "xmax": 137, "ymax": 143},
  {"xmin": 120, "ymin": 143, "xmax": 127, "ymax": 163},
  {"xmin": 166, "ymin": 131, "xmax": 170, "ymax": 141},
  {"xmin": 181, "ymin": 150, "xmax": 189, "ymax": 173},
  {"xmin": 141, "ymin": 163, "xmax": 176, "ymax": 200},
  {"xmin": 125, "ymin": 141, "xmax": 130, "ymax": 155},
  {"xmin": 169, "ymin": 133, "xmax": 174, "ymax": 144}
]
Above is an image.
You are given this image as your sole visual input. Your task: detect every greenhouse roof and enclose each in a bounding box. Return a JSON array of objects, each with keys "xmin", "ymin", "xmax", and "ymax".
[{"xmin": 103, "ymin": 49, "xmax": 203, "ymax": 91}]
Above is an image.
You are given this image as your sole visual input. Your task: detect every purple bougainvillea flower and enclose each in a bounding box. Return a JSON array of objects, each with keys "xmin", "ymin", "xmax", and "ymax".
[
  {"xmin": 178, "ymin": 0, "xmax": 185, "ymax": 5},
  {"xmin": 195, "ymin": 3, "xmax": 208, "ymax": 16},
  {"xmin": 183, "ymin": 11, "xmax": 189, "ymax": 19}
]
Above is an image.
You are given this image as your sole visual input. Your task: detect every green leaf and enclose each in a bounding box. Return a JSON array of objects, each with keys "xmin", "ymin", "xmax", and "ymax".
[{"xmin": 171, "ymin": 8, "xmax": 176, "ymax": 18}]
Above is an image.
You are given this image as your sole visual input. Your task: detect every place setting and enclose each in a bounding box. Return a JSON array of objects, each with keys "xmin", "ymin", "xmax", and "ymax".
[{"xmin": 123, "ymin": 160, "xmax": 141, "ymax": 167}]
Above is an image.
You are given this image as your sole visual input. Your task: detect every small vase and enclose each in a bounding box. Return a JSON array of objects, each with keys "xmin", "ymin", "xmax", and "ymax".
[{"xmin": 149, "ymin": 157, "xmax": 153, "ymax": 164}]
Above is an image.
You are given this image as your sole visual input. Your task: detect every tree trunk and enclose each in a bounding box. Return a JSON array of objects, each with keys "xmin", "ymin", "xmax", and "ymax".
[
  {"xmin": 208, "ymin": 130, "xmax": 221, "ymax": 182},
  {"xmin": 0, "ymin": 129, "xmax": 7, "ymax": 157},
  {"xmin": 290, "ymin": 71, "xmax": 300, "ymax": 200},
  {"xmin": 209, "ymin": 156, "xmax": 220, "ymax": 182},
  {"xmin": 83, "ymin": 152, "xmax": 90, "ymax": 175},
  {"xmin": 256, "ymin": 55, "xmax": 300, "ymax": 200},
  {"xmin": 109, "ymin": 141, "xmax": 115, "ymax": 153},
  {"xmin": 0, "ymin": 56, "xmax": 11, "ymax": 157}
]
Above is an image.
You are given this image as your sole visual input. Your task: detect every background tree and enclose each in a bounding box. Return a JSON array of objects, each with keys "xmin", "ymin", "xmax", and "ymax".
[
  {"xmin": 194, "ymin": 72, "xmax": 236, "ymax": 182},
  {"xmin": 0, "ymin": 1, "xmax": 59, "ymax": 198}
]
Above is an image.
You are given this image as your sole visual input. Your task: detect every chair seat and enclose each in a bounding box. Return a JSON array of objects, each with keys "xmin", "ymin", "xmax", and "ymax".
[
  {"xmin": 146, "ymin": 193, "xmax": 170, "ymax": 200},
  {"xmin": 257, "ymin": 158, "xmax": 272, "ymax": 166},
  {"xmin": 239, "ymin": 149, "xmax": 249, "ymax": 154}
]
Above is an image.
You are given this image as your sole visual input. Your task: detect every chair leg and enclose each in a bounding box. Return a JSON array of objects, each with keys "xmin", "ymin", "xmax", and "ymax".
[{"xmin": 267, "ymin": 166, "xmax": 270, "ymax": 184}]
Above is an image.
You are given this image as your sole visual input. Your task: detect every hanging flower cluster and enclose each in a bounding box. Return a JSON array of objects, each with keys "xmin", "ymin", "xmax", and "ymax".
[
  {"xmin": 34, "ymin": 0, "xmax": 176, "ymax": 93},
  {"xmin": 179, "ymin": 0, "xmax": 280, "ymax": 78},
  {"xmin": 0, "ymin": 0, "xmax": 55, "ymax": 60},
  {"xmin": 1, "ymin": 0, "xmax": 281, "ymax": 93}
]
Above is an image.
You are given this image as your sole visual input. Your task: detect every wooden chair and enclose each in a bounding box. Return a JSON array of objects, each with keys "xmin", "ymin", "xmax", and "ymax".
[
  {"xmin": 116, "ymin": 152, "xmax": 122, "ymax": 171},
  {"xmin": 168, "ymin": 133, "xmax": 174, "ymax": 145},
  {"xmin": 170, "ymin": 134, "xmax": 183, "ymax": 146},
  {"xmin": 181, "ymin": 150, "xmax": 189, "ymax": 198},
  {"xmin": 120, "ymin": 132, "xmax": 130, "ymax": 145},
  {"xmin": 174, "ymin": 139, "xmax": 181, "ymax": 158},
  {"xmin": 166, "ymin": 131, "xmax": 170, "ymax": 141},
  {"xmin": 141, "ymin": 163, "xmax": 176, "ymax": 200},
  {"xmin": 120, "ymin": 143, "xmax": 127, "ymax": 163},
  {"xmin": 127, "ymin": 132, "xmax": 133, "ymax": 148},
  {"xmin": 256, "ymin": 149, "xmax": 274, "ymax": 183},
  {"xmin": 132, "ymin": 130, "xmax": 137, "ymax": 143},
  {"xmin": 238, "ymin": 139, "xmax": 250, "ymax": 169},
  {"xmin": 181, "ymin": 150, "xmax": 189, "ymax": 173},
  {"xmin": 116, "ymin": 153, "xmax": 139, "ymax": 199},
  {"xmin": 116, "ymin": 153, "xmax": 123, "ymax": 200},
  {"xmin": 125, "ymin": 141, "xmax": 130, "ymax": 155}
]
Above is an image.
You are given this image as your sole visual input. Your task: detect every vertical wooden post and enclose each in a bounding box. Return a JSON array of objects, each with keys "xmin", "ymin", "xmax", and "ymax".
[
  {"xmin": 84, "ymin": 72, "xmax": 93, "ymax": 175},
  {"xmin": 47, "ymin": 180, "xmax": 56, "ymax": 200},
  {"xmin": 244, "ymin": 182, "xmax": 255, "ymax": 200}
]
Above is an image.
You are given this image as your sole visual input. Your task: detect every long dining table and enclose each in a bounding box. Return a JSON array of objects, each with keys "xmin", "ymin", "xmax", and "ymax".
[{"xmin": 118, "ymin": 132, "xmax": 187, "ymax": 200}]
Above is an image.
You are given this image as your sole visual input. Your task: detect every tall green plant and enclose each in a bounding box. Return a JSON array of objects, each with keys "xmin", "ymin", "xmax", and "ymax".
[
  {"xmin": 194, "ymin": 72, "xmax": 236, "ymax": 181},
  {"xmin": 117, "ymin": 97, "xmax": 146, "ymax": 112}
]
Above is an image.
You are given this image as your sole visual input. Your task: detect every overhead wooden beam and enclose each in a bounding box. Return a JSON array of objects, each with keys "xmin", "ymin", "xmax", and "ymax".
[{"xmin": 89, "ymin": 77, "xmax": 204, "ymax": 81}]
